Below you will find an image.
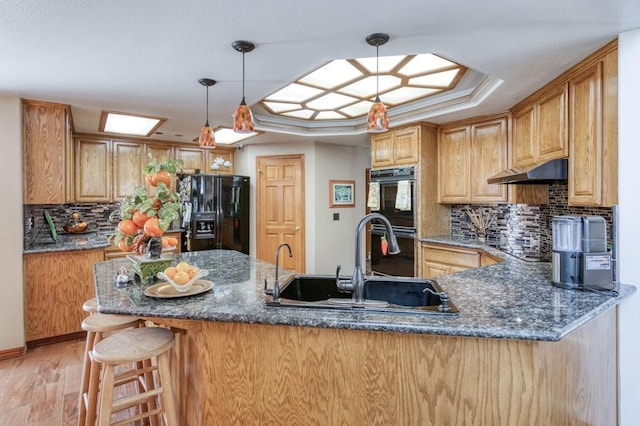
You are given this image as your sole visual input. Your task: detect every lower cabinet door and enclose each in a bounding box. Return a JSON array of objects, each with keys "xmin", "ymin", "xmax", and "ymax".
[{"xmin": 23, "ymin": 248, "xmax": 104, "ymax": 341}]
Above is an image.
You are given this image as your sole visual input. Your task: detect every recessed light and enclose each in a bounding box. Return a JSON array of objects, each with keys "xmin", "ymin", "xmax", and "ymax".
[{"xmin": 100, "ymin": 111, "xmax": 166, "ymax": 137}]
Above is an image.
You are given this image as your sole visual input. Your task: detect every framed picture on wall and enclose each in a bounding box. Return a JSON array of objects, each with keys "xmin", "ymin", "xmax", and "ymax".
[{"xmin": 329, "ymin": 180, "xmax": 355, "ymax": 208}]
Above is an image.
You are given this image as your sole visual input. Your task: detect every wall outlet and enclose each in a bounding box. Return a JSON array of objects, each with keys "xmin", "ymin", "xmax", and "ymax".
[
  {"xmin": 27, "ymin": 217, "xmax": 34, "ymax": 229},
  {"xmin": 333, "ymin": 213, "xmax": 340, "ymax": 221}
]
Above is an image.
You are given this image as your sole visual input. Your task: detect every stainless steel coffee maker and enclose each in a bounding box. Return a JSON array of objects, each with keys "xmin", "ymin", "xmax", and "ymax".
[{"xmin": 551, "ymin": 216, "xmax": 613, "ymax": 290}]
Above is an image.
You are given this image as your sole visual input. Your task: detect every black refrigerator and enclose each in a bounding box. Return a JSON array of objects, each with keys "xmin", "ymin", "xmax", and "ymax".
[{"xmin": 179, "ymin": 174, "xmax": 250, "ymax": 254}]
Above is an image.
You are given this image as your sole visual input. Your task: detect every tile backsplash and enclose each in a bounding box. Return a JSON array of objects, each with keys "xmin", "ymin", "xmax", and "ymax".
[
  {"xmin": 451, "ymin": 182, "xmax": 613, "ymax": 262},
  {"xmin": 24, "ymin": 203, "xmax": 119, "ymax": 243}
]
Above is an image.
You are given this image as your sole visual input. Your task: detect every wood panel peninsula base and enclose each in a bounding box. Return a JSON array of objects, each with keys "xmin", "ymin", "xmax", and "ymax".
[{"xmin": 152, "ymin": 307, "xmax": 616, "ymax": 426}]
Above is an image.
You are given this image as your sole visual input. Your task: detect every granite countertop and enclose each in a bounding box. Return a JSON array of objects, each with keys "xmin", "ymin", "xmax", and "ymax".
[
  {"xmin": 23, "ymin": 228, "xmax": 183, "ymax": 254},
  {"xmin": 23, "ymin": 232, "xmax": 111, "ymax": 254},
  {"xmin": 94, "ymin": 245, "xmax": 636, "ymax": 342}
]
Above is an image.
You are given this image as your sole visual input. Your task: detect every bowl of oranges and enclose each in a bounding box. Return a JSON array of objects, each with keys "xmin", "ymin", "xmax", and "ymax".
[{"xmin": 156, "ymin": 261, "xmax": 209, "ymax": 292}]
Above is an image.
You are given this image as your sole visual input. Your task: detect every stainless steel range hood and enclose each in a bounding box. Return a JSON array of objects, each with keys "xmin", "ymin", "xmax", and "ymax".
[{"xmin": 487, "ymin": 158, "xmax": 568, "ymax": 184}]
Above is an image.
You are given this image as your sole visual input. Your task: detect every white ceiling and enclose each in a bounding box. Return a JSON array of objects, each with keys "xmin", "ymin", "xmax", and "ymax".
[{"xmin": 2, "ymin": 0, "xmax": 640, "ymax": 148}]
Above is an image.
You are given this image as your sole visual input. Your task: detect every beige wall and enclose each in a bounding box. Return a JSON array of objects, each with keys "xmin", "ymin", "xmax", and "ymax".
[
  {"xmin": 234, "ymin": 141, "xmax": 370, "ymax": 274},
  {"xmin": 0, "ymin": 95, "xmax": 24, "ymax": 351}
]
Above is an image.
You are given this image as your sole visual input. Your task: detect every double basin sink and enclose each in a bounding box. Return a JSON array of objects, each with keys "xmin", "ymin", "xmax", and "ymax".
[{"xmin": 265, "ymin": 274, "xmax": 458, "ymax": 316}]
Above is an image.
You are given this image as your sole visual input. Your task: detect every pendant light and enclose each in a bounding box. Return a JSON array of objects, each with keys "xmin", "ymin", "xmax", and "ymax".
[
  {"xmin": 198, "ymin": 78, "xmax": 216, "ymax": 148},
  {"xmin": 366, "ymin": 33, "xmax": 390, "ymax": 133},
  {"xmin": 232, "ymin": 40, "xmax": 256, "ymax": 133}
]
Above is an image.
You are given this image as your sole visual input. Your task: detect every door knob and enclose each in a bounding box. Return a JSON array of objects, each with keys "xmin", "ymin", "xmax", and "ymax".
[{"xmin": 292, "ymin": 226, "xmax": 301, "ymax": 231}]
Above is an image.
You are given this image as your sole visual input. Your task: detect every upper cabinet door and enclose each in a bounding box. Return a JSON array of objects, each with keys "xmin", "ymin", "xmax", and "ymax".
[
  {"xmin": 511, "ymin": 105, "xmax": 536, "ymax": 168},
  {"xmin": 569, "ymin": 62, "xmax": 603, "ymax": 206},
  {"xmin": 470, "ymin": 117, "xmax": 508, "ymax": 203},
  {"xmin": 438, "ymin": 125, "xmax": 470, "ymax": 203},
  {"xmin": 392, "ymin": 127, "xmax": 420, "ymax": 165},
  {"xmin": 23, "ymin": 101, "xmax": 73, "ymax": 204},
  {"xmin": 75, "ymin": 137, "xmax": 111, "ymax": 202},
  {"xmin": 175, "ymin": 147, "xmax": 206, "ymax": 172},
  {"xmin": 205, "ymin": 149, "xmax": 235, "ymax": 174},
  {"xmin": 113, "ymin": 141, "xmax": 145, "ymax": 201},
  {"xmin": 537, "ymin": 83, "xmax": 569, "ymax": 161},
  {"xmin": 370, "ymin": 133, "xmax": 394, "ymax": 169}
]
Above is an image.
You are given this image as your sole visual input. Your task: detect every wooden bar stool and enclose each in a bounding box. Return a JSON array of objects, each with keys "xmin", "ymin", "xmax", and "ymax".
[
  {"xmin": 91, "ymin": 326, "xmax": 178, "ymax": 426},
  {"xmin": 78, "ymin": 313, "xmax": 143, "ymax": 426},
  {"xmin": 82, "ymin": 297, "xmax": 98, "ymax": 314}
]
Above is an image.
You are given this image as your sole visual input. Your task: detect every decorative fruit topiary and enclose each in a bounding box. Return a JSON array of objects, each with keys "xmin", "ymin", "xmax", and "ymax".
[{"xmin": 110, "ymin": 155, "xmax": 184, "ymax": 255}]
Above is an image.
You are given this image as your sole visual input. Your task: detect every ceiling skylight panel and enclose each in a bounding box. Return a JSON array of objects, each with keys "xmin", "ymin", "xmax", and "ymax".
[
  {"xmin": 340, "ymin": 101, "xmax": 372, "ymax": 117},
  {"xmin": 265, "ymin": 83, "xmax": 323, "ymax": 103},
  {"xmin": 315, "ymin": 111, "xmax": 346, "ymax": 120},
  {"xmin": 399, "ymin": 53, "xmax": 457, "ymax": 76},
  {"xmin": 410, "ymin": 69, "xmax": 460, "ymax": 87},
  {"xmin": 299, "ymin": 59, "xmax": 363, "ymax": 89},
  {"xmin": 263, "ymin": 101, "xmax": 301, "ymax": 113},
  {"xmin": 355, "ymin": 55, "xmax": 407, "ymax": 73},
  {"xmin": 382, "ymin": 87, "xmax": 441, "ymax": 104},
  {"xmin": 281, "ymin": 109, "xmax": 315, "ymax": 119},
  {"xmin": 307, "ymin": 93, "xmax": 358, "ymax": 110}
]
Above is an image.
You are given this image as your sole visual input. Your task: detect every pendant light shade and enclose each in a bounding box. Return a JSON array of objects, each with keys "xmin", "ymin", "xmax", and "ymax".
[
  {"xmin": 366, "ymin": 33, "xmax": 390, "ymax": 133},
  {"xmin": 198, "ymin": 78, "xmax": 216, "ymax": 148},
  {"xmin": 232, "ymin": 40, "xmax": 256, "ymax": 133}
]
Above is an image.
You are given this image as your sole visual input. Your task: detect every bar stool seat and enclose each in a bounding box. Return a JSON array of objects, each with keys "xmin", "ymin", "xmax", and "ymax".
[
  {"xmin": 92, "ymin": 326, "xmax": 178, "ymax": 426},
  {"xmin": 82, "ymin": 297, "xmax": 98, "ymax": 314},
  {"xmin": 78, "ymin": 313, "xmax": 142, "ymax": 426}
]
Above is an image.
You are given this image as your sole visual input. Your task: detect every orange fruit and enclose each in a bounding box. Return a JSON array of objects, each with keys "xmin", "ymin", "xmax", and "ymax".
[
  {"xmin": 117, "ymin": 219, "xmax": 138, "ymax": 236},
  {"xmin": 163, "ymin": 266, "xmax": 177, "ymax": 279},
  {"xmin": 173, "ymin": 271, "xmax": 190, "ymax": 285},
  {"xmin": 161, "ymin": 237, "xmax": 169, "ymax": 248},
  {"xmin": 143, "ymin": 217, "xmax": 163, "ymax": 237},
  {"xmin": 152, "ymin": 170, "xmax": 172, "ymax": 187},
  {"xmin": 118, "ymin": 239, "xmax": 134, "ymax": 252},
  {"xmin": 167, "ymin": 237, "xmax": 178, "ymax": 247},
  {"xmin": 187, "ymin": 267, "xmax": 199, "ymax": 278},
  {"xmin": 132, "ymin": 210, "xmax": 150, "ymax": 228},
  {"xmin": 176, "ymin": 261, "xmax": 190, "ymax": 272}
]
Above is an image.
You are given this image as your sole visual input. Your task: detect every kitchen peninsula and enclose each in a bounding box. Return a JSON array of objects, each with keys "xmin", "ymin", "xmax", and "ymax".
[{"xmin": 94, "ymin": 248, "xmax": 634, "ymax": 425}]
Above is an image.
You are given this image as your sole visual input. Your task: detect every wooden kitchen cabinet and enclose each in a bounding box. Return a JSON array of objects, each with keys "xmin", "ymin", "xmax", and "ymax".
[
  {"xmin": 112, "ymin": 140, "xmax": 145, "ymax": 200},
  {"xmin": 438, "ymin": 115, "xmax": 508, "ymax": 204},
  {"xmin": 205, "ymin": 149, "xmax": 235, "ymax": 174},
  {"xmin": 74, "ymin": 137, "xmax": 112, "ymax": 202},
  {"xmin": 370, "ymin": 126, "xmax": 419, "ymax": 168},
  {"xmin": 23, "ymin": 248, "xmax": 104, "ymax": 342},
  {"xmin": 568, "ymin": 46, "xmax": 618, "ymax": 207},
  {"xmin": 145, "ymin": 143, "xmax": 175, "ymax": 164},
  {"xmin": 420, "ymin": 242, "xmax": 499, "ymax": 278},
  {"xmin": 176, "ymin": 146, "xmax": 206, "ymax": 172},
  {"xmin": 22, "ymin": 100, "xmax": 74, "ymax": 204},
  {"xmin": 511, "ymin": 83, "xmax": 568, "ymax": 168}
]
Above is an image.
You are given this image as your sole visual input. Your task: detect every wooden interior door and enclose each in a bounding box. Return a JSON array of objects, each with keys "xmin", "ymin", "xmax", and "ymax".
[{"xmin": 256, "ymin": 155, "xmax": 305, "ymax": 273}]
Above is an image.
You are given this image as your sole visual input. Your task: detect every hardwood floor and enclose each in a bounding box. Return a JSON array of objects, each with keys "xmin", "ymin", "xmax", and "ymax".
[{"xmin": 0, "ymin": 338, "xmax": 84, "ymax": 425}]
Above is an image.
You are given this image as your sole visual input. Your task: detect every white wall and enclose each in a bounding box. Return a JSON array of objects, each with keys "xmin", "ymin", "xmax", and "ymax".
[
  {"xmin": 234, "ymin": 140, "xmax": 370, "ymax": 274},
  {"xmin": 617, "ymin": 29, "xmax": 640, "ymax": 426},
  {"xmin": 0, "ymin": 95, "xmax": 24, "ymax": 351}
]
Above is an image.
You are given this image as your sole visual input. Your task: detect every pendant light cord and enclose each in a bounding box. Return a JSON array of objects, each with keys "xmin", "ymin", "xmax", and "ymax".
[
  {"xmin": 205, "ymin": 85, "xmax": 209, "ymax": 124},
  {"xmin": 376, "ymin": 44, "xmax": 380, "ymax": 97},
  {"xmin": 242, "ymin": 52, "xmax": 246, "ymax": 100}
]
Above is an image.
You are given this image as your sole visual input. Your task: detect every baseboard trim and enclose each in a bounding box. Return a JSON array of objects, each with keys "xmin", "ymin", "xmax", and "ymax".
[
  {"xmin": 26, "ymin": 331, "xmax": 86, "ymax": 349},
  {"xmin": 0, "ymin": 345, "xmax": 26, "ymax": 360}
]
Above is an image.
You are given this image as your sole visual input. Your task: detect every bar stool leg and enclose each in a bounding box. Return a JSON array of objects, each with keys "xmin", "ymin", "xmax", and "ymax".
[
  {"xmin": 97, "ymin": 364, "xmax": 116, "ymax": 425},
  {"xmin": 78, "ymin": 330, "xmax": 95, "ymax": 426},
  {"xmin": 157, "ymin": 351, "xmax": 178, "ymax": 426}
]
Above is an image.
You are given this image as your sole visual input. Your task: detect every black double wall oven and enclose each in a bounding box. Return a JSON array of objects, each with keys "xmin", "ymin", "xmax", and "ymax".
[{"xmin": 369, "ymin": 166, "xmax": 417, "ymax": 277}]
